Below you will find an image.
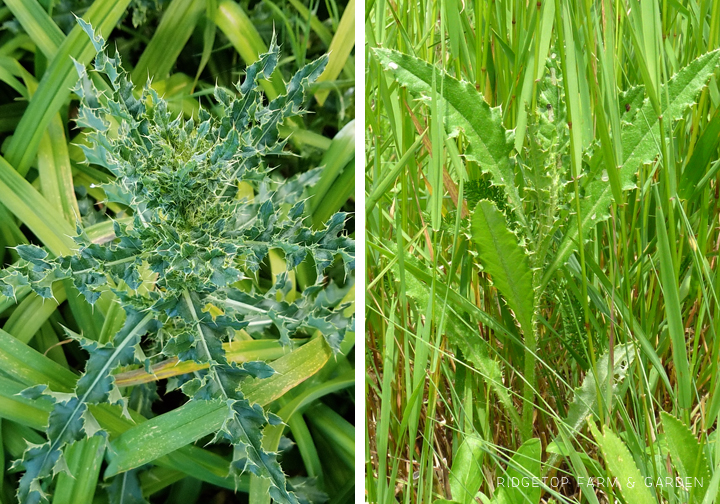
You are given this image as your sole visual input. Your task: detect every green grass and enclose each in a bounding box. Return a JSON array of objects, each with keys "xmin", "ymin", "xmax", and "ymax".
[
  {"xmin": 0, "ymin": 1, "xmax": 355, "ymax": 503},
  {"xmin": 365, "ymin": 0, "xmax": 720, "ymax": 503}
]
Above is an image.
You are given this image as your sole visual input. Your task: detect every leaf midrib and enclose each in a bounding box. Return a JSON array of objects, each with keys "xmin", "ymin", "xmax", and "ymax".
[{"xmin": 46, "ymin": 312, "xmax": 153, "ymax": 457}]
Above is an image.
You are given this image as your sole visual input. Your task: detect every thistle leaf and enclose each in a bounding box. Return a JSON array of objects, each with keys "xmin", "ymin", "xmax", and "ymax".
[
  {"xmin": 545, "ymin": 49, "xmax": 720, "ymax": 285},
  {"xmin": 661, "ymin": 412, "xmax": 711, "ymax": 503},
  {"xmin": 471, "ymin": 200, "xmax": 534, "ymax": 338},
  {"xmin": 373, "ymin": 48, "xmax": 524, "ymax": 228},
  {"xmin": 590, "ymin": 422, "xmax": 655, "ymax": 504},
  {"xmin": 561, "ymin": 343, "xmax": 635, "ymax": 438},
  {"xmin": 222, "ymin": 399, "xmax": 300, "ymax": 504},
  {"xmin": 15, "ymin": 309, "xmax": 154, "ymax": 504},
  {"xmin": 74, "ymin": 309, "xmax": 156, "ymax": 405}
]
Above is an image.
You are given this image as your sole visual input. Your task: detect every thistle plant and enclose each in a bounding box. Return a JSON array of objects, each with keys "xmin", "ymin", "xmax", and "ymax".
[
  {"xmin": 2, "ymin": 20, "xmax": 353, "ymax": 504},
  {"xmin": 374, "ymin": 44, "xmax": 720, "ymax": 442}
]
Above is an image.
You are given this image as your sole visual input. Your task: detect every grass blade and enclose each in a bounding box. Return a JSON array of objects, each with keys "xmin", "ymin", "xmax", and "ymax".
[
  {"xmin": 104, "ymin": 336, "xmax": 332, "ymax": 476},
  {"xmin": 0, "ymin": 155, "xmax": 76, "ymax": 255},
  {"xmin": 314, "ymin": 0, "xmax": 355, "ymax": 105},
  {"xmin": 130, "ymin": 0, "xmax": 205, "ymax": 83},
  {"xmin": 655, "ymin": 187, "xmax": 692, "ymax": 412}
]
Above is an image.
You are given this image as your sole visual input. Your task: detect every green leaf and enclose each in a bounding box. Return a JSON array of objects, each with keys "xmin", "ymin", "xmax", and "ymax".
[
  {"xmin": 0, "ymin": 329, "xmax": 76, "ymax": 392},
  {"xmin": 661, "ymin": 412, "xmax": 711, "ymax": 503},
  {"xmin": 3, "ymin": 0, "xmax": 132, "ymax": 175},
  {"xmin": 52, "ymin": 436, "xmax": 105, "ymax": 504},
  {"xmin": 38, "ymin": 114, "xmax": 80, "ymax": 225},
  {"xmin": 655, "ymin": 188, "xmax": 692, "ymax": 411},
  {"xmin": 494, "ymin": 438, "xmax": 542, "ymax": 504},
  {"xmin": 544, "ymin": 49, "xmax": 720, "ymax": 286},
  {"xmin": 679, "ymin": 108, "xmax": 720, "ymax": 199},
  {"xmin": 590, "ymin": 422, "xmax": 655, "ymax": 504},
  {"xmin": 365, "ymin": 132, "xmax": 424, "ymax": 214},
  {"xmin": 3, "ymin": 284, "xmax": 67, "ymax": 343},
  {"xmin": 471, "ymin": 200, "xmax": 534, "ymax": 338},
  {"xmin": 314, "ymin": 0, "xmax": 355, "ymax": 105},
  {"xmin": 2, "ymin": 0, "xmax": 64, "ymax": 59},
  {"xmin": 561, "ymin": 343, "xmax": 635, "ymax": 438},
  {"xmin": 192, "ymin": 0, "xmax": 217, "ymax": 89},
  {"xmin": 0, "ymin": 156, "xmax": 76, "ymax": 256},
  {"xmin": 104, "ymin": 336, "xmax": 331, "ymax": 476},
  {"xmin": 373, "ymin": 48, "xmax": 524, "ymax": 227},
  {"xmin": 130, "ymin": 0, "xmax": 205, "ymax": 83},
  {"xmin": 312, "ymin": 158, "xmax": 354, "ymax": 228},
  {"xmin": 449, "ymin": 435, "xmax": 484, "ymax": 504},
  {"xmin": 0, "ymin": 376, "xmax": 53, "ymax": 431},
  {"xmin": 309, "ymin": 119, "xmax": 355, "ymax": 225},
  {"xmin": 89, "ymin": 406, "xmax": 243, "ymax": 491}
]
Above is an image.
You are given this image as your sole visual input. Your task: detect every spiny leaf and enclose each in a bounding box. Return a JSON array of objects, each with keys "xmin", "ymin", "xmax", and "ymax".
[
  {"xmin": 15, "ymin": 309, "xmax": 154, "ymax": 504},
  {"xmin": 7, "ymin": 18, "xmax": 352, "ymax": 504},
  {"xmin": 535, "ymin": 56, "xmax": 569, "ymax": 154},
  {"xmin": 286, "ymin": 477, "xmax": 329, "ymax": 504},
  {"xmin": 561, "ymin": 343, "xmax": 635, "ymax": 439},
  {"xmin": 222, "ymin": 399, "xmax": 299, "ymax": 504},
  {"xmin": 618, "ymin": 85, "xmax": 646, "ymax": 124},
  {"xmin": 661, "ymin": 412, "xmax": 711, "ymax": 503},
  {"xmin": 373, "ymin": 48, "xmax": 524, "ymax": 229},
  {"xmin": 544, "ymin": 49, "xmax": 720, "ymax": 285},
  {"xmin": 74, "ymin": 309, "xmax": 156, "ymax": 405},
  {"xmin": 590, "ymin": 421, "xmax": 655, "ymax": 504},
  {"xmin": 471, "ymin": 200, "xmax": 534, "ymax": 338}
]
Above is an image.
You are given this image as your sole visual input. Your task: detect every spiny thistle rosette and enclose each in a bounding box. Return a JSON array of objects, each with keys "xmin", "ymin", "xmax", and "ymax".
[{"xmin": 2, "ymin": 20, "xmax": 354, "ymax": 504}]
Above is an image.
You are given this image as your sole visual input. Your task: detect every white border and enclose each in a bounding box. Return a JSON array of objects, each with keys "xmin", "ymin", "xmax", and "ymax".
[{"xmin": 354, "ymin": 0, "xmax": 365, "ymax": 500}]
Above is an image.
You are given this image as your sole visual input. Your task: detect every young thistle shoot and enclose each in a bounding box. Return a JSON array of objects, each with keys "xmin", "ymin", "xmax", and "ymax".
[{"xmin": 2, "ymin": 19, "xmax": 354, "ymax": 504}]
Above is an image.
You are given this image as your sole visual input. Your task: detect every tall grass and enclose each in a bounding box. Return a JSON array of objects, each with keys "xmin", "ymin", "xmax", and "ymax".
[{"xmin": 366, "ymin": 0, "xmax": 720, "ymax": 503}]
